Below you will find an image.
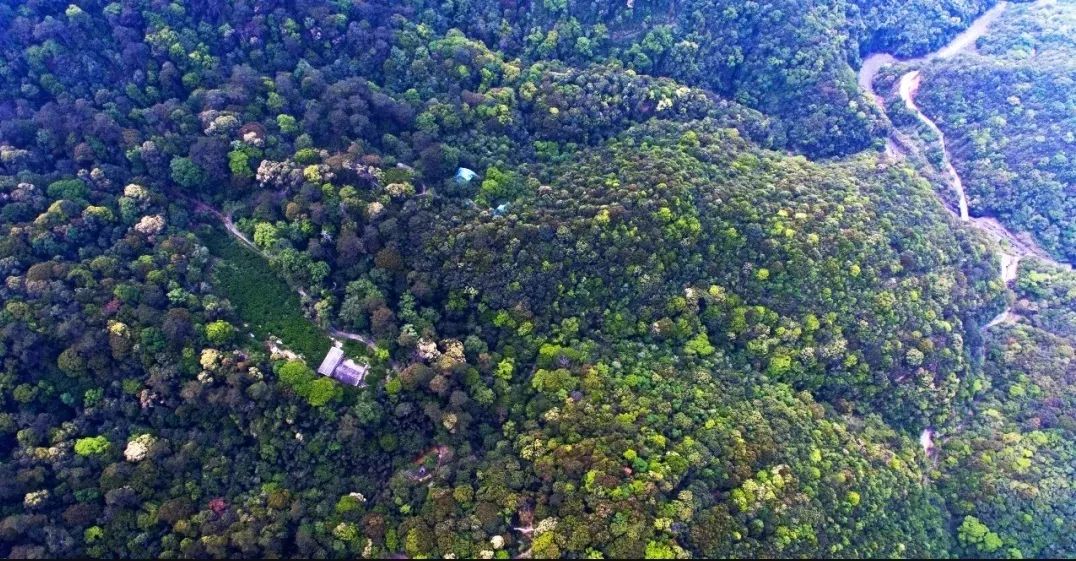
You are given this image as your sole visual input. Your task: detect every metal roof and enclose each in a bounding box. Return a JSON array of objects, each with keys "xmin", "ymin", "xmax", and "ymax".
[
  {"xmin": 455, "ymin": 167, "xmax": 477, "ymax": 183},
  {"xmin": 316, "ymin": 346, "xmax": 344, "ymax": 376},
  {"xmin": 316, "ymin": 346, "xmax": 369, "ymax": 386},
  {"xmin": 333, "ymin": 361, "xmax": 368, "ymax": 386}
]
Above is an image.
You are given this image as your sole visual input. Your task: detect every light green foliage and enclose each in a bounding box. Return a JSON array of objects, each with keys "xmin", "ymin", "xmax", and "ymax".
[
  {"xmin": 335, "ymin": 494, "xmax": 363, "ymax": 514},
  {"xmin": 333, "ymin": 522, "xmax": 359, "ymax": 542},
  {"xmin": 277, "ymin": 114, "xmax": 298, "ymax": 134},
  {"xmin": 496, "ymin": 358, "xmax": 514, "ymax": 381},
  {"xmin": 204, "ymin": 320, "xmax": 234, "ymax": 345},
  {"xmin": 531, "ymin": 368, "xmax": 578, "ymax": 396},
  {"xmin": 278, "ymin": 360, "xmax": 341, "ymax": 407},
  {"xmin": 293, "ymin": 148, "xmax": 320, "ymax": 165},
  {"xmin": 305, "ymin": 377, "xmax": 341, "ymax": 407},
  {"xmin": 74, "ymin": 435, "xmax": 110, "ymax": 457},
  {"xmin": 84, "ymin": 526, "xmax": 104, "ymax": 543},
  {"xmin": 958, "ymin": 516, "xmax": 1003, "ymax": 553},
  {"xmin": 228, "ymin": 148, "xmax": 253, "ymax": 178},
  {"xmin": 253, "ymin": 222, "xmax": 278, "ymax": 249},
  {"xmin": 533, "ymin": 532, "xmax": 561, "ymax": 558},
  {"xmin": 644, "ymin": 540, "xmax": 676, "ymax": 559},
  {"xmin": 684, "ymin": 332, "xmax": 715, "ymax": 357},
  {"xmin": 278, "ymin": 360, "xmax": 315, "ymax": 390},
  {"xmin": 475, "ymin": 166, "xmax": 527, "ymax": 207}
]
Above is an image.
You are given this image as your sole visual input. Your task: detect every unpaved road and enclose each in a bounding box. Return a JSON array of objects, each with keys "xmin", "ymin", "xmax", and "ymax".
[{"xmin": 856, "ymin": 1, "xmax": 1070, "ymax": 337}]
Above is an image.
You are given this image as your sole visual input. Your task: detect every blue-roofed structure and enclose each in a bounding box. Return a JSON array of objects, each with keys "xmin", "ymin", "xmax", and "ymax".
[{"xmin": 454, "ymin": 167, "xmax": 477, "ymax": 184}]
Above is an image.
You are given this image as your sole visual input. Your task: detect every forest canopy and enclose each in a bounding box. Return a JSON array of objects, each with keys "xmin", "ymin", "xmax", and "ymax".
[{"xmin": 0, "ymin": 0, "xmax": 1073, "ymax": 558}]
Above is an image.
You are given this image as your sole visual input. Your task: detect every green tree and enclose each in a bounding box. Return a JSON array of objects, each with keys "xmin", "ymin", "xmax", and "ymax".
[
  {"xmin": 306, "ymin": 377, "xmax": 341, "ymax": 407},
  {"xmin": 170, "ymin": 157, "xmax": 207, "ymax": 189},
  {"xmin": 74, "ymin": 436, "xmax": 111, "ymax": 457},
  {"xmin": 958, "ymin": 516, "xmax": 1003, "ymax": 554},
  {"xmin": 278, "ymin": 360, "xmax": 316, "ymax": 393},
  {"xmin": 205, "ymin": 320, "xmax": 235, "ymax": 345},
  {"xmin": 684, "ymin": 332, "xmax": 715, "ymax": 357},
  {"xmin": 228, "ymin": 149, "xmax": 253, "ymax": 178},
  {"xmin": 46, "ymin": 178, "xmax": 89, "ymax": 200},
  {"xmin": 253, "ymin": 222, "xmax": 278, "ymax": 249},
  {"xmin": 277, "ymin": 114, "xmax": 298, "ymax": 134}
]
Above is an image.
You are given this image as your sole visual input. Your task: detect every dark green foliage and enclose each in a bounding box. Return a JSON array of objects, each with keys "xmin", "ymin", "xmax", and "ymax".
[
  {"xmin": 46, "ymin": 179, "xmax": 89, "ymax": 201},
  {"xmin": 386, "ymin": 0, "xmax": 995, "ymax": 157},
  {"xmin": 856, "ymin": 0, "xmax": 994, "ymax": 57},
  {"xmin": 404, "ymin": 120, "xmax": 1001, "ymax": 427},
  {"xmin": 170, "ymin": 157, "xmax": 208, "ymax": 190}
]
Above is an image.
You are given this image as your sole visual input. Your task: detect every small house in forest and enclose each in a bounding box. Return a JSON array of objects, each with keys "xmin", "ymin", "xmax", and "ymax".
[
  {"xmin": 454, "ymin": 167, "xmax": 477, "ymax": 184},
  {"xmin": 316, "ymin": 346, "xmax": 368, "ymax": 387}
]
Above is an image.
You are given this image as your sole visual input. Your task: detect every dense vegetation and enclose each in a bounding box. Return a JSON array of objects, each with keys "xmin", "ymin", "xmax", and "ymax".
[
  {"xmin": 915, "ymin": 0, "xmax": 1076, "ymax": 263},
  {"xmin": 0, "ymin": 0, "xmax": 1072, "ymax": 558},
  {"xmin": 201, "ymin": 226, "xmax": 329, "ymax": 362},
  {"xmin": 937, "ymin": 260, "xmax": 1076, "ymax": 558}
]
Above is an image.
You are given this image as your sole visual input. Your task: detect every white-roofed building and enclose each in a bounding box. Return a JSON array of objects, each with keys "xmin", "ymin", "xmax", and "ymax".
[{"xmin": 316, "ymin": 345, "xmax": 368, "ymax": 387}]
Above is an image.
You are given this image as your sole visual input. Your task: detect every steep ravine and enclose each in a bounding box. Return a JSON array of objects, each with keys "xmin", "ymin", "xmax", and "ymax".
[{"xmin": 855, "ymin": 0, "xmax": 1070, "ymax": 455}]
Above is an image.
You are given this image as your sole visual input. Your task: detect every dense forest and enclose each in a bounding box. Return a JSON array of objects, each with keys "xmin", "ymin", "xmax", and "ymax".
[
  {"xmin": 914, "ymin": 0, "xmax": 1076, "ymax": 262},
  {"xmin": 0, "ymin": 0, "xmax": 1073, "ymax": 558}
]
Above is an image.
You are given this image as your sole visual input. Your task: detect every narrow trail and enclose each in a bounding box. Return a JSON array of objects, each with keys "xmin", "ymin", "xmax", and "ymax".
[
  {"xmin": 190, "ymin": 199, "xmax": 258, "ymax": 251},
  {"xmin": 857, "ymin": 0, "xmax": 1070, "ymax": 343},
  {"xmin": 897, "ymin": 71, "xmax": 1066, "ymax": 273},
  {"xmin": 899, "ymin": 71, "xmax": 970, "ymax": 221}
]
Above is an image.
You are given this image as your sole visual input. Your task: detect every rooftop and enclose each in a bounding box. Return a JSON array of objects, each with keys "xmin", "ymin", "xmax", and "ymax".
[
  {"xmin": 316, "ymin": 346, "xmax": 344, "ymax": 376},
  {"xmin": 316, "ymin": 346, "xmax": 369, "ymax": 387},
  {"xmin": 455, "ymin": 167, "xmax": 477, "ymax": 183},
  {"xmin": 333, "ymin": 360, "xmax": 368, "ymax": 386}
]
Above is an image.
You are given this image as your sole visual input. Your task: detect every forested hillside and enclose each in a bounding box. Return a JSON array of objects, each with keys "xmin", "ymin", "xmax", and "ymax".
[
  {"xmin": 915, "ymin": 0, "xmax": 1076, "ymax": 262},
  {"xmin": 938, "ymin": 260, "xmax": 1076, "ymax": 558},
  {"xmin": 0, "ymin": 0, "xmax": 1072, "ymax": 558}
]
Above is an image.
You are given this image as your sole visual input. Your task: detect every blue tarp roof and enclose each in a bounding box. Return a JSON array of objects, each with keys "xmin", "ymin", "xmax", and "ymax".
[{"xmin": 455, "ymin": 167, "xmax": 477, "ymax": 183}]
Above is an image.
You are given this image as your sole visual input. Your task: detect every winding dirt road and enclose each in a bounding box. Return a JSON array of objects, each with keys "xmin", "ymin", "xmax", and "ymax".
[
  {"xmin": 899, "ymin": 70, "xmax": 970, "ymax": 220},
  {"xmin": 857, "ymin": 0, "xmax": 1069, "ymax": 334},
  {"xmin": 855, "ymin": 1, "xmax": 1070, "ymax": 456}
]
